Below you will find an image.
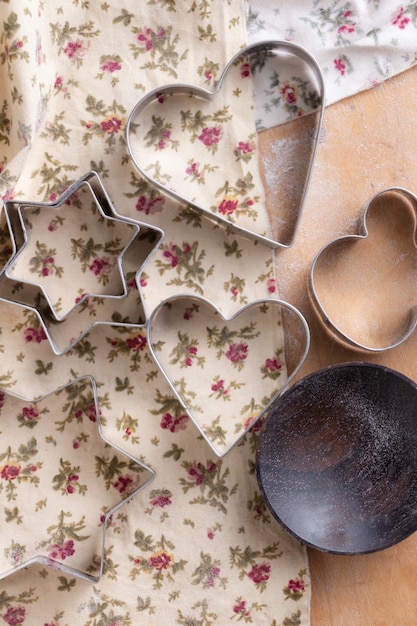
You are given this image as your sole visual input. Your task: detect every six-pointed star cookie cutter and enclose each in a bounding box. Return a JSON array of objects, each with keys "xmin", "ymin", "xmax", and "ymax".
[
  {"xmin": 4, "ymin": 171, "xmax": 140, "ymax": 319},
  {"xmin": 126, "ymin": 39, "xmax": 325, "ymax": 249},
  {"xmin": 1, "ymin": 171, "xmax": 164, "ymax": 354}
]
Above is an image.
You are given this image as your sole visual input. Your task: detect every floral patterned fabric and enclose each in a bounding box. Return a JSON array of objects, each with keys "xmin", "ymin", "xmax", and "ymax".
[
  {"xmin": 0, "ymin": 1, "xmax": 309, "ymax": 625},
  {"xmin": 1, "ymin": 0, "xmax": 414, "ymax": 624},
  {"xmin": 246, "ymin": 0, "xmax": 417, "ymax": 127}
]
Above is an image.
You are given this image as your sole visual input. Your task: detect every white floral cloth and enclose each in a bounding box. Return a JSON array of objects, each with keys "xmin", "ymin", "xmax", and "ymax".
[{"xmin": 247, "ymin": 0, "xmax": 417, "ymax": 127}]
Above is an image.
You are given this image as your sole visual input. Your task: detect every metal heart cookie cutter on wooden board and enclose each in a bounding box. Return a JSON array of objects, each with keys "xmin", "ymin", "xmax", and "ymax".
[
  {"xmin": 126, "ymin": 39, "xmax": 325, "ymax": 249},
  {"xmin": 309, "ymin": 187, "xmax": 417, "ymax": 352}
]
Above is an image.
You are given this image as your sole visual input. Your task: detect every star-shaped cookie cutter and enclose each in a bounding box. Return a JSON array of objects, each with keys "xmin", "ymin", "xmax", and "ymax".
[
  {"xmin": 0, "ymin": 374, "xmax": 155, "ymax": 583},
  {"xmin": 1, "ymin": 171, "xmax": 163, "ymax": 354},
  {"xmin": 4, "ymin": 172, "xmax": 141, "ymax": 320}
]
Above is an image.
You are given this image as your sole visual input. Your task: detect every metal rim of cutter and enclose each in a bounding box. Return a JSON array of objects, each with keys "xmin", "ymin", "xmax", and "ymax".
[
  {"xmin": 126, "ymin": 39, "xmax": 325, "ymax": 250},
  {"xmin": 309, "ymin": 186, "xmax": 417, "ymax": 352}
]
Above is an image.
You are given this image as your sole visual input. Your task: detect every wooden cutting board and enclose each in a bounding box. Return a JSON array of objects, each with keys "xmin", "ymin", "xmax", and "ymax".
[{"xmin": 259, "ymin": 63, "xmax": 417, "ymax": 625}]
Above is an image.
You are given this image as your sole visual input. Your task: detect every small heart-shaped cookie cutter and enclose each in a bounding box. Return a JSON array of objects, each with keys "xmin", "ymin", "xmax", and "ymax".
[
  {"xmin": 126, "ymin": 40, "xmax": 325, "ymax": 249},
  {"xmin": 309, "ymin": 187, "xmax": 417, "ymax": 352},
  {"xmin": 147, "ymin": 294, "xmax": 310, "ymax": 457}
]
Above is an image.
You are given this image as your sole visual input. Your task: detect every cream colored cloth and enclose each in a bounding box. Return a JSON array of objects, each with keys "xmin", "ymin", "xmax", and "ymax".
[{"xmin": 0, "ymin": 2, "xmax": 310, "ymax": 625}]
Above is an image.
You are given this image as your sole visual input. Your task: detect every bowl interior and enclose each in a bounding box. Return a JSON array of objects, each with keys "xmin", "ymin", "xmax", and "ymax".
[{"xmin": 256, "ymin": 362, "xmax": 417, "ymax": 554}]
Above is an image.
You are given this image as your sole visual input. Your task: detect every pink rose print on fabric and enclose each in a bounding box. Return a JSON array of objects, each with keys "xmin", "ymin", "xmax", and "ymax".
[
  {"xmin": 184, "ymin": 345, "xmax": 198, "ymax": 367},
  {"xmin": 283, "ymin": 570, "xmax": 307, "ymax": 600},
  {"xmin": 247, "ymin": 562, "xmax": 271, "ymax": 586},
  {"xmin": 198, "ymin": 125, "xmax": 222, "ymax": 147},
  {"xmin": 100, "ymin": 59, "xmax": 121, "ymax": 73},
  {"xmin": 187, "ymin": 460, "xmax": 217, "ymax": 486},
  {"xmin": 264, "ymin": 357, "xmax": 281, "ymax": 371},
  {"xmin": 17, "ymin": 405, "xmax": 41, "ymax": 428},
  {"xmin": 151, "ymin": 493, "xmax": 172, "ymax": 508},
  {"xmin": 267, "ymin": 278, "xmax": 277, "ymax": 294},
  {"xmin": 288, "ymin": 578, "xmax": 305, "ymax": 593},
  {"xmin": 148, "ymin": 551, "xmax": 172, "ymax": 570},
  {"xmin": 160, "ymin": 412, "xmax": 188, "ymax": 432},
  {"xmin": 135, "ymin": 193, "xmax": 165, "ymax": 215},
  {"xmin": 89, "ymin": 256, "xmax": 115, "ymax": 279},
  {"xmin": 125, "ymin": 333, "xmax": 147, "ymax": 352},
  {"xmin": 337, "ymin": 10, "xmax": 357, "ymax": 34},
  {"xmin": 233, "ymin": 599, "xmax": 251, "ymax": 619},
  {"xmin": 393, "ymin": 6, "xmax": 411, "ymax": 29},
  {"xmin": 1, "ymin": 464, "xmax": 21, "ymax": 480},
  {"xmin": 113, "ymin": 475, "xmax": 134, "ymax": 494},
  {"xmin": 240, "ymin": 61, "xmax": 250, "ymax": 77},
  {"xmin": 63, "ymin": 38, "xmax": 88, "ymax": 60},
  {"xmin": 236, "ymin": 140, "xmax": 254, "ymax": 156},
  {"xmin": 280, "ymin": 82, "xmax": 298, "ymax": 105},
  {"xmin": 334, "ymin": 57, "xmax": 346, "ymax": 76},
  {"xmin": 99, "ymin": 116, "xmax": 122, "ymax": 135},
  {"xmin": 218, "ymin": 197, "xmax": 238, "ymax": 215},
  {"xmin": 136, "ymin": 27, "xmax": 167, "ymax": 52},
  {"xmin": 48, "ymin": 539, "xmax": 75, "ymax": 561},
  {"xmin": 24, "ymin": 325, "xmax": 47, "ymax": 344},
  {"xmin": 2, "ymin": 606, "xmax": 26, "ymax": 625},
  {"xmin": 185, "ymin": 161, "xmax": 204, "ymax": 182},
  {"xmin": 210, "ymin": 379, "xmax": 229, "ymax": 398},
  {"xmin": 162, "ymin": 243, "xmax": 179, "ymax": 268},
  {"xmin": 225, "ymin": 342, "xmax": 248, "ymax": 363},
  {"xmin": 234, "ymin": 139, "xmax": 255, "ymax": 163}
]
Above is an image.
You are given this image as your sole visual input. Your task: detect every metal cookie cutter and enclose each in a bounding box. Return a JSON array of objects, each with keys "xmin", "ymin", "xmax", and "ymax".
[
  {"xmin": 309, "ymin": 187, "xmax": 417, "ymax": 352},
  {"xmin": 126, "ymin": 39, "xmax": 325, "ymax": 249},
  {"xmin": 147, "ymin": 293, "xmax": 310, "ymax": 457},
  {"xmin": 2, "ymin": 171, "xmax": 164, "ymax": 354},
  {"xmin": 3, "ymin": 171, "xmax": 140, "ymax": 321},
  {"xmin": 0, "ymin": 374, "xmax": 155, "ymax": 583}
]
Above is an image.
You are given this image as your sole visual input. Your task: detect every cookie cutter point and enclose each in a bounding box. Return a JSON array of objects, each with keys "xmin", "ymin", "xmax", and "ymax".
[
  {"xmin": 0, "ymin": 374, "xmax": 155, "ymax": 584},
  {"xmin": 146, "ymin": 293, "xmax": 310, "ymax": 458},
  {"xmin": 3, "ymin": 171, "xmax": 141, "ymax": 322},
  {"xmin": 309, "ymin": 186, "xmax": 417, "ymax": 352},
  {"xmin": 126, "ymin": 39, "xmax": 325, "ymax": 250}
]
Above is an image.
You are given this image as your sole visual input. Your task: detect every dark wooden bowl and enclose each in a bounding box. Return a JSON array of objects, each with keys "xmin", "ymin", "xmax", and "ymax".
[{"xmin": 256, "ymin": 362, "xmax": 417, "ymax": 554}]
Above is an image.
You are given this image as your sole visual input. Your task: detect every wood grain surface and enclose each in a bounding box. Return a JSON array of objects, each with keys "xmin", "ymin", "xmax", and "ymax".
[{"xmin": 259, "ymin": 64, "xmax": 417, "ymax": 625}]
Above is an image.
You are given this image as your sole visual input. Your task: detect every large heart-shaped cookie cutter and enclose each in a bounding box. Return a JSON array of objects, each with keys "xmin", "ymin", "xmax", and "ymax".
[
  {"xmin": 147, "ymin": 294, "xmax": 310, "ymax": 457},
  {"xmin": 309, "ymin": 187, "xmax": 417, "ymax": 352},
  {"xmin": 126, "ymin": 40, "xmax": 325, "ymax": 249}
]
